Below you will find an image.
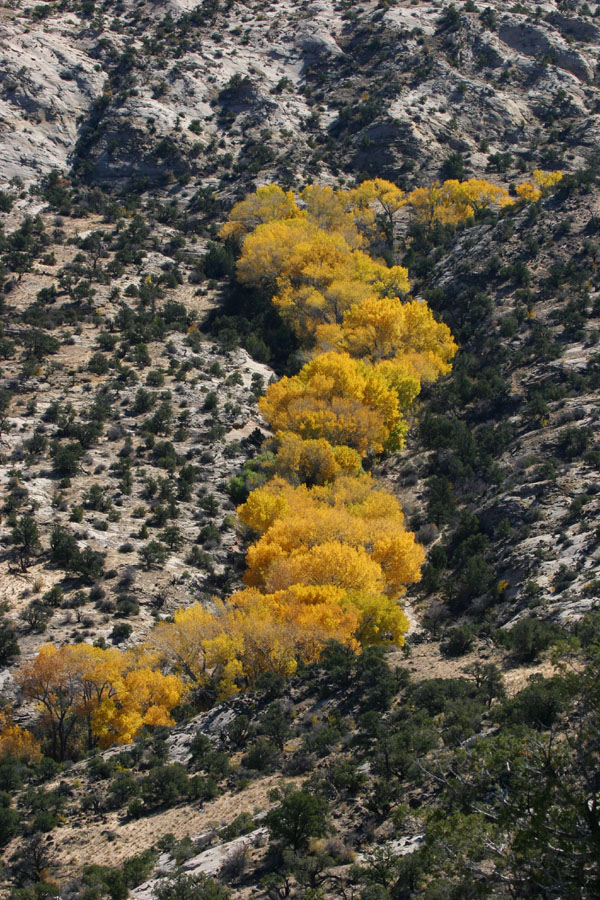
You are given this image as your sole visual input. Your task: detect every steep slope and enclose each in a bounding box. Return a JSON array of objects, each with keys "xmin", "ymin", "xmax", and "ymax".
[
  {"xmin": 2, "ymin": 0, "xmax": 599, "ymax": 193},
  {"xmin": 1, "ymin": 0, "xmax": 600, "ymax": 898}
]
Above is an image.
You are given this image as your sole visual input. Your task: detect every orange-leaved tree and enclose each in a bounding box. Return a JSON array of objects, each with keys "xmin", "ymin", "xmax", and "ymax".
[
  {"xmin": 16, "ymin": 643, "xmax": 182, "ymax": 759},
  {"xmin": 238, "ymin": 475, "xmax": 424, "ymax": 599},
  {"xmin": 219, "ymin": 184, "xmax": 301, "ymax": 242},
  {"xmin": 258, "ymin": 351, "xmax": 408, "ymax": 456},
  {"xmin": 0, "ymin": 710, "xmax": 42, "ymax": 764},
  {"xmin": 235, "ymin": 217, "xmax": 410, "ymax": 341}
]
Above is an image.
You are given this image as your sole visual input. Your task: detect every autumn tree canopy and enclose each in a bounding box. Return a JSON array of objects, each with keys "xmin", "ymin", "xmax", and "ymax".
[
  {"xmin": 17, "ymin": 174, "xmax": 560, "ymax": 747},
  {"xmin": 16, "ymin": 643, "xmax": 182, "ymax": 758}
]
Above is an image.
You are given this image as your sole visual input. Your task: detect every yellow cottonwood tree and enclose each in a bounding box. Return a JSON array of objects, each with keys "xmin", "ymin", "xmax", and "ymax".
[
  {"xmin": 238, "ymin": 474, "xmax": 408, "ymax": 540},
  {"xmin": 407, "ymin": 178, "xmax": 513, "ymax": 227},
  {"xmin": 69, "ymin": 643, "xmax": 127, "ymax": 749},
  {"xmin": 258, "ymin": 539, "xmax": 385, "ymax": 594},
  {"xmin": 316, "ymin": 295, "xmax": 457, "ymax": 383},
  {"xmin": 347, "ymin": 178, "xmax": 406, "ymax": 250},
  {"xmin": 149, "ymin": 595, "xmax": 334, "ymax": 694},
  {"xmin": 231, "ymin": 587, "xmax": 354, "ymax": 679},
  {"xmin": 92, "ymin": 667, "xmax": 182, "ymax": 748},
  {"xmin": 147, "ymin": 472, "xmax": 421, "ymax": 698},
  {"xmin": 16, "ymin": 643, "xmax": 182, "ymax": 757},
  {"xmin": 350, "ymin": 590, "xmax": 409, "ymax": 645},
  {"xmin": 241, "ymin": 220, "xmax": 361, "ymax": 336},
  {"xmin": 0, "ymin": 710, "xmax": 42, "ymax": 764},
  {"xmin": 273, "ymin": 431, "xmax": 362, "ymax": 486},
  {"xmin": 235, "ymin": 218, "xmax": 320, "ymax": 290},
  {"xmin": 149, "ymin": 600, "xmax": 243, "ymax": 695},
  {"xmin": 456, "ymin": 178, "xmax": 513, "ymax": 213},
  {"xmin": 301, "ymin": 184, "xmax": 363, "ymax": 249},
  {"xmin": 219, "ymin": 184, "xmax": 301, "ymax": 241},
  {"xmin": 533, "ymin": 169, "xmax": 563, "ymax": 191},
  {"xmin": 149, "ymin": 576, "xmax": 411, "ymax": 699},
  {"xmin": 515, "ymin": 171, "xmax": 562, "ymax": 204},
  {"xmin": 141, "ymin": 177, "xmax": 553, "ymax": 694},
  {"xmin": 17, "ymin": 644, "xmax": 86, "ymax": 761},
  {"xmin": 236, "ymin": 217, "xmax": 410, "ymax": 340},
  {"xmin": 407, "ymin": 182, "xmax": 457, "ymax": 227},
  {"xmin": 238, "ymin": 474, "xmax": 424, "ymax": 599},
  {"xmin": 515, "ymin": 181, "xmax": 541, "ymax": 203},
  {"xmin": 258, "ymin": 351, "xmax": 406, "ymax": 455}
]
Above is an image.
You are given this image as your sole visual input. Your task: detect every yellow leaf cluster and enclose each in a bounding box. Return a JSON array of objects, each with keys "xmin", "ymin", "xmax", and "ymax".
[
  {"xmin": 186, "ymin": 179, "xmax": 458, "ymax": 689},
  {"xmin": 273, "ymin": 431, "xmax": 362, "ymax": 486},
  {"xmin": 226, "ymin": 183, "xmax": 458, "ymax": 462},
  {"xmin": 515, "ymin": 171, "xmax": 562, "ymax": 204},
  {"xmin": 238, "ymin": 474, "xmax": 424, "ymax": 597},
  {"xmin": 316, "ymin": 296, "xmax": 457, "ymax": 382},
  {"xmin": 533, "ymin": 169, "xmax": 563, "ymax": 190},
  {"xmin": 16, "ymin": 643, "xmax": 182, "ymax": 755},
  {"xmin": 150, "ymin": 598, "xmax": 298, "ymax": 694},
  {"xmin": 150, "ymin": 580, "xmax": 409, "ymax": 696},
  {"xmin": 258, "ymin": 351, "xmax": 407, "ymax": 456},
  {"xmin": 236, "ymin": 217, "xmax": 411, "ymax": 341},
  {"xmin": 515, "ymin": 182, "xmax": 542, "ymax": 203},
  {"xmin": 92, "ymin": 667, "xmax": 183, "ymax": 748},
  {"xmin": 219, "ymin": 184, "xmax": 301, "ymax": 241},
  {"xmin": 220, "ymin": 179, "xmax": 408, "ymax": 252},
  {"xmin": 19, "ymin": 174, "xmax": 557, "ymax": 729},
  {"xmin": 300, "ymin": 184, "xmax": 364, "ymax": 249},
  {"xmin": 407, "ymin": 178, "xmax": 513, "ymax": 227},
  {"xmin": 149, "ymin": 471, "xmax": 420, "ymax": 698},
  {"xmin": 349, "ymin": 178, "xmax": 406, "ymax": 225},
  {"xmin": 150, "ymin": 601, "xmax": 244, "ymax": 698},
  {"xmin": 0, "ymin": 710, "xmax": 42, "ymax": 764}
]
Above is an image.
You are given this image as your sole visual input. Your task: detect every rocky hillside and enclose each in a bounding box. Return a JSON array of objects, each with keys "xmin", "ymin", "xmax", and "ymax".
[
  {"xmin": 1, "ymin": 0, "xmax": 600, "ymax": 897},
  {"xmin": 2, "ymin": 0, "xmax": 600, "ymax": 191}
]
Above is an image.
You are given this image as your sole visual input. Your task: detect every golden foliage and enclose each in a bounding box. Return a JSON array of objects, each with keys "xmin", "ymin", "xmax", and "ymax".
[
  {"xmin": 149, "ymin": 601, "xmax": 244, "ymax": 698},
  {"xmin": 219, "ymin": 184, "xmax": 300, "ymax": 241},
  {"xmin": 348, "ymin": 178, "xmax": 406, "ymax": 242},
  {"xmin": 16, "ymin": 643, "xmax": 182, "ymax": 756},
  {"xmin": 273, "ymin": 431, "xmax": 362, "ymax": 486},
  {"xmin": 236, "ymin": 217, "xmax": 410, "ymax": 341},
  {"xmin": 515, "ymin": 182, "xmax": 542, "ymax": 203},
  {"xmin": 316, "ymin": 295, "xmax": 457, "ymax": 382},
  {"xmin": 300, "ymin": 184, "xmax": 364, "ymax": 249},
  {"xmin": 0, "ymin": 710, "xmax": 42, "ymax": 764},
  {"xmin": 407, "ymin": 178, "xmax": 513, "ymax": 227},
  {"xmin": 149, "ymin": 470, "xmax": 422, "ymax": 700},
  {"xmin": 258, "ymin": 351, "xmax": 407, "ymax": 455},
  {"xmin": 92, "ymin": 667, "xmax": 183, "ymax": 748},
  {"xmin": 150, "ymin": 598, "xmax": 299, "ymax": 694},
  {"xmin": 22, "ymin": 177, "xmax": 502, "ymax": 729},
  {"xmin": 238, "ymin": 474, "xmax": 424, "ymax": 598},
  {"xmin": 533, "ymin": 169, "xmax": 563, "ymax": 190},
  {"xmin": 150, "ymin": 575, "xmax": 411, "ymax": 698},
  {"xmin": 455, "ymin": 178, "xmax": 514, "ymax": 212},
  {"xmin": 515, "ymin": 171, "xmax": 562, "ymax": 203}
]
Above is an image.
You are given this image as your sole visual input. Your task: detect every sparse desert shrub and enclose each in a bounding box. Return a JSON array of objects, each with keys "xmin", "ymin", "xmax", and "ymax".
[
  {"xmin": 110, "ymin": 622, "xmax": 132, "ymax": 644},
  {"xmin": 441, "ymin": 625, "xmax": 475, "ymax": 658},
  {"xmin": 242, "ymin": 738, "xmax": 280, "ymax": 773},
  {"xmin": 498, "ymin": 618, "xmax": 563, "ymax": 663},
  {"xmin": 154, "ymin": 873, "xmax": 230, "ymax": 900},
  {"xmin": 266, "ymin": 789, "xmax": 329, "ymax": 852},
  {"xmin": 497, "ymin": 675, "xmax": 570, "ymax": 730}
]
